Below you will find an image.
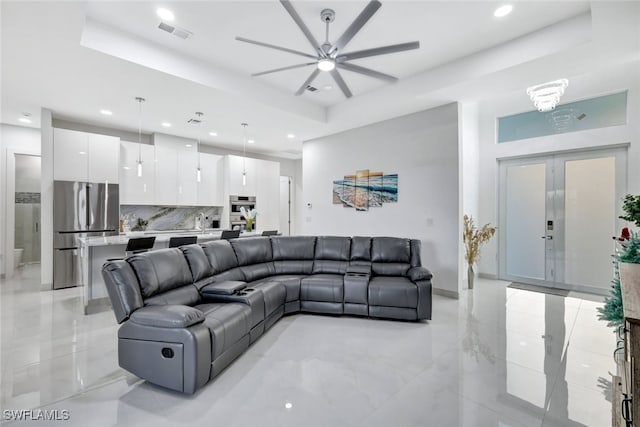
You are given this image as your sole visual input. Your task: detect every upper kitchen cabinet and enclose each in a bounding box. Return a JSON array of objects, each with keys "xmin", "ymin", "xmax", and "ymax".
[
  {"xmin": 53, "ymin": 128, "xmax": 119, "ymax": 183},
  {"xmin": 177, "ymin": 149, "xmax": 198, "ymax": 205},
  {"xmin": 197, "ymin": 153, "xmax": 224, "ymax": 206},
  {"xmin": 226, "ymin": 155, "xmax": 257, "ymax": 196},
  {"xmin": 119, "ymin": 141, "xmax": 155, "ymax": 205}
]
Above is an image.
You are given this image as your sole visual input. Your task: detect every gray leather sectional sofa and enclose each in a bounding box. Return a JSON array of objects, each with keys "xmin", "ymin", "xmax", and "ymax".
[{"xmin": 102, "ymin": 236, "xmax": 433, "ymax": 394}]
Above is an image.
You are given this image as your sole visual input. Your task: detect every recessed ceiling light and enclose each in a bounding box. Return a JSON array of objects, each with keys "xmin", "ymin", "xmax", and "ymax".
[
  {"xmin": 78, "ymin": 151, "xmax": 87, "ymax": 155},
  {"xmin": 287, "ymin": 134, "xmax": 295, "ymax": 139},
  {"xmin": 247, "ymin": 139, "xmax": 255, "ymax": 144},
  {"xmin": 209, "ymin": 131, "xmax": 218, "ymax": 137},
  {"xmin": 122, "ymin": 166, "xmax": 131, "ymax": 170},
  {"xmin": 156, "ymin": 8, "xmax": 175, "ymax": 22},
  {"xmin": 100, "ymin": 109, "xmax": 113, "ymax": 116},
  {"xmin": 494, "ymin": 4, "xmax": 513, "ymax": 17},
  {"xmin": 18, "ymin": 117, "xmax": 32, "ymax": 124},
  {"xmin": 185, "ymin": 144, "xmax": 192, "ymax": 148},
  {"xmin": 323, "ymin": 85, "xmax": 333, "ymax": 91},
  {"xmin": 161, "ymin": 122, "xmax": 171, "ymax": 127}
]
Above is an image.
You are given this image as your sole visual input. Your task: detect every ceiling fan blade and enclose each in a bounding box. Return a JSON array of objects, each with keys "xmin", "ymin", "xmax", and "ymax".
[
  {"xmin": 330, "ymin": 69, "xmax": 353, "ymax": 98},
  {"xmin": 295, "ymin": 69, "xmax": 321, "ymax": 96},
  {"xmin": 337, "ymin": 62, "xmax": 397, "ymax": 82},
  {"xmin": 337, "ymin": 41, "xmax": 420, "ymax": 62},
  {"xmin": 280, "ymin": 0, "xmax": 322, "ymax": 54},
  {"xmin": 236, "ymin": 36, "xmax": 317, "ymax": 60},
  {"xmin": 253, "ymin": 63, "xmax": 316, "ymax": 77},
  {"xmin": 330, "ymin": 0, "xmax": 381, "ymax": 55}
]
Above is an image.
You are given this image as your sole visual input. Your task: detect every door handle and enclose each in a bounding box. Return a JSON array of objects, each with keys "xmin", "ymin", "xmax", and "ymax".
[{"xmin": 540, "ymin": 236, "xmax": 553, "ymax": 240}]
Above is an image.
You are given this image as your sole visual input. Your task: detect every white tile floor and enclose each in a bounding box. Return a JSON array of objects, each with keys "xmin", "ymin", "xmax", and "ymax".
[{"xmin": 0, "ymin": 265, "xmax": 617, "ymax": 426}]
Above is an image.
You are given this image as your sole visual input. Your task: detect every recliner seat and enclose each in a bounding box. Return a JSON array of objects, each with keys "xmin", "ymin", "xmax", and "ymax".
[{"xmin": 102, "ymin": 235, "xmax": 433, "ymax": 394}]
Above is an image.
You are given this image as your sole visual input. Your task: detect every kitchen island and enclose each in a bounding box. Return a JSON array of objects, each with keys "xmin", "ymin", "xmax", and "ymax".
[{"xmin": 79, "ymin": 230, "xmax": 259, "ymax": 314}]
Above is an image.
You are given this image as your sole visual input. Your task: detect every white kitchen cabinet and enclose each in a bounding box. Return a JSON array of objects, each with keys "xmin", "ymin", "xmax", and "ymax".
[
  {"xmin": 88, "ymin": 134, "xmax": 120, "ymax": 183},
  {"xmin": 226, "ymin": 155, "xmax": 257, "ymax": 197},
  {"xmin": 224, "ymin": 154, "xmax": 280, "ymax": 230},
  {"xmin": 154, "ymin": 144, "xmax": 178, "ymax": 205},
  {"xmin": 177, "ymin": 150, "xmax": 198, "ymax": 205},
  {"xmin": 197, "ymin": 153, "xmax": 223, "ymax": 206},
  {"xmin": 119, "ymin": 141, "xmax": 155, "ymax": 205},
  {"xmin": 255, "ymin": 159, "xmax": 280, "ymax": 231},
  {"xmin": 53, "ymin": 128, "xmax": 119, "ymax": 183}
]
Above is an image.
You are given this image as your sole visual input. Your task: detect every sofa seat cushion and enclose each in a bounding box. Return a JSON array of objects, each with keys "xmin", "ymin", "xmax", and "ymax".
[
  {"xmin": 193, "ymin": 303, "xmax": 252, "ymax": 359},
  {"xmin": 249, "ymin": 275, "xmax": 304, "ymax": 302},
  {"xmin": 300, "ymin": 274, "xmax": 344, "ymax": 303},
  {"xmin": 368, "ymin": 276, "xmax": 417, "ymax": 309},
  {"xmin": 247, "ymin": 282, "xmax": 286, "ymax": 317}
]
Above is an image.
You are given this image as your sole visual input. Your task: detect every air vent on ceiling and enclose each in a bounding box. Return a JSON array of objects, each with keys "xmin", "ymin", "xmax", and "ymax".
[
  {"xmin": 187, "ymin": 118, "xmax": 202, "ymax": 125},
  {"xmin": 576, "ymin": 113, "xmax": 587, "ymax": 120},
  {"xmin": 306, "ymin": 85, "xmax": 318, "ymax": 92},
  {"xmin": 157, "ymin": 22, "xmax": 193, "ymax": 40}
]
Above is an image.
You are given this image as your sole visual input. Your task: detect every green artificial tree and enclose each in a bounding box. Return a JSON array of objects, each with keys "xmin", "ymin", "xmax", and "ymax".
[
  {"xmin": 598, "ymin": 254, "xmax": 624, "ymax": 327},
  {"xmin": 598, "ymin": 193, "xmax": 640, "ymax": 328}
]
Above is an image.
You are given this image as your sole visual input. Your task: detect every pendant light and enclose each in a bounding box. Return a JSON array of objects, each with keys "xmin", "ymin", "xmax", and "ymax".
[
  {"xmin": 195, "ymin": 112, "xmax": 203, "ymax": 182},
  {"xmin": 135, "ymin": 97, "xmax": 146, "ymax": 177},
  {"xmin": 241, "ymin": 123, "xmax": 248, "ymax": 186}
]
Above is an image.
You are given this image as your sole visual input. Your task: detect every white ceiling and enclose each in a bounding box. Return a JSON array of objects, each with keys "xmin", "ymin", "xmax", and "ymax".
[{"xmin": 1, "ymin": 1, "xmax": 639, "ymax": 158}]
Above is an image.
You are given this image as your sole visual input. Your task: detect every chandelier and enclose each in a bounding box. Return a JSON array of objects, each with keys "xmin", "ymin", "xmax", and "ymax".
[{"xmin": 526, "ymin": 79, "xmax": 569, "ymax": 112}]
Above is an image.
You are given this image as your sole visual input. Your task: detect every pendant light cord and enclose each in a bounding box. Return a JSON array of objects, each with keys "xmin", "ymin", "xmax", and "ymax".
[{"xmin": 135, "ymin": 97, "xmax": 145, "ymax": 163}]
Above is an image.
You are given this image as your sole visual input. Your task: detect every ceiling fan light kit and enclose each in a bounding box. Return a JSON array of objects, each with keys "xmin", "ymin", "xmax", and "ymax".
[{"xmin": 236, "ymin": 0, "xmax": 420, "ymax": 98}]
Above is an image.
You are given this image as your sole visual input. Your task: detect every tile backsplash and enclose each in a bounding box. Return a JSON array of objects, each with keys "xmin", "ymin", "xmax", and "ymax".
[{"xmin": 120, "ymin": 205, "xmax": 223, "ymax": 231}]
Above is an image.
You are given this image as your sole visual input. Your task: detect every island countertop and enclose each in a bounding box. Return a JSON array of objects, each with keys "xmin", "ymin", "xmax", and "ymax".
[{"xmin": 80, "ymin": 230, "xmax": 260, "ymax": 246}]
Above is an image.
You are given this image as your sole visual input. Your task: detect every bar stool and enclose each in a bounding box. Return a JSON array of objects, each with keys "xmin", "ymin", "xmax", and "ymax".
[
  {"xmin": 168, "ymin": 236, "xmax": 197, "ymax": 248},
  {"xmin": 220, "ymin": 230, "xmax": 240, "ymax": 240},
  {"xmin": 107, "ymin": 236, "xmax": 156, "ymax": 261}
]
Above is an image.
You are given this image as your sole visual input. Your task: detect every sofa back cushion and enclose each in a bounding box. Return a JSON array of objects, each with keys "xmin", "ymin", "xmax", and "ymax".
[
  {"xmin": 180, "ymin": 244, "xmax": 213, "ymax": 281},
  {"xmin": 312, "ymin": 236, "xmax": 351, "ymax": 274},
  {"xmin": 271, "ymin": 236, "xmax": 316, "ymax": 274},
  {"xmin": 102, "ymin": 260, "xmax": 144, "ymax": 323},
  {"xmin": 371, "ymin": 237, "xmax": 411, "ymax": 276},
  {"xmin": 127, "ymin": 248, "xmax": 194, "ymax": 299},
  {"xmin": 350, "ymin": 236, "xmax": 372, "ymax": 261},
  {"xmin": 201, "ymin": 240, "xmax": 239, "ymax": 274},
  {"xmin": 230, "ymin": 237, "xmax": 274, "ymax": 281}
]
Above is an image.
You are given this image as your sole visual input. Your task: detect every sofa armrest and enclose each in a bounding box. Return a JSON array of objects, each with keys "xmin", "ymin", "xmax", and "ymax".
[
  {"xmin": 129, "ymin": 305, "xmax": 204, "ymax": 329},
  {"xmin": 201, "ymin": 280, "xmax": 246, "ymax": 296},
  {"xmin": 408, "ymin": 267, "xmax": 433, "ymax": 282},
  {"xmin": 346, "ymin": 264, "xmax": 371, "ymax": 275}
]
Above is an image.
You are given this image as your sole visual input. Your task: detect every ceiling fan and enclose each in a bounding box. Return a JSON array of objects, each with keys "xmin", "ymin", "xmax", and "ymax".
[{"xmin": 236, "ymin": 0, "xmax": 420, "ymax": 98}]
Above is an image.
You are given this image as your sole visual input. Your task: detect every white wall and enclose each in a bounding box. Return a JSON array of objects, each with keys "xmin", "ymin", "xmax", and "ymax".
[
  {"xmin": 0, "ymin": 123, "xmax": 41, "ymax": 277},
  {"xmin": 476, "ymin": 61, "xmax": 640, "ymax": 277},
  {"xmin": 458, "ymin": 102, "xmax": 481, "ymax": 287},
  {"xmin": 302, "ymin": 104, "xmax": 460, "ymax": 296}
]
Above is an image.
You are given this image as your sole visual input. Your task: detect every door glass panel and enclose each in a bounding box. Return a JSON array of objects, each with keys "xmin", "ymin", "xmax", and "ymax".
[
  {"xmin": 506, "ymin": 163, "xmax": 546, "ymax": 279},
  {"xmin": 564, "ymin": 157, "xmax": 616, "ymax": 289}
]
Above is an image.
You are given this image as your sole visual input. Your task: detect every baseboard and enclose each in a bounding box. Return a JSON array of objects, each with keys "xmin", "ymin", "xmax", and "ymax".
[
  {"xmin": 40, "ymin": 282, "xmax": 52, "ymax": 291},
  {"xmin": 478, "ymin": 273, "xmax": 497, "ymax": 280},
  {"xmin": 433, "ymin": 287, "xmax": 459, "ymax": 299},
  {"xmin": 85, "ymin": 297, "xmax": 112, "ymax": 315}
]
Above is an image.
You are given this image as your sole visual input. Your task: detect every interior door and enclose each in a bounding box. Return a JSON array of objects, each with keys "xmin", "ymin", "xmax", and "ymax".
[{"xmin": 499, "ymin": 147, "xmax": 627, "ymax": 294}]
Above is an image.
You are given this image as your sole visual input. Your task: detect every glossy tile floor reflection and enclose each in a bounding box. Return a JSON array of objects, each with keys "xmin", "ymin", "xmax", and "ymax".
[{"xmin": 1, "ymin": 266, "xmax": 616, "ymax": 426}]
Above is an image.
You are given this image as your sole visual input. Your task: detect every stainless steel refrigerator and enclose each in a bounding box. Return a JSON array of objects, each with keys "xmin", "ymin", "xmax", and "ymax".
[{"xmin": 53, "ymin": 180, "xmax": 119, "ymax": 289}]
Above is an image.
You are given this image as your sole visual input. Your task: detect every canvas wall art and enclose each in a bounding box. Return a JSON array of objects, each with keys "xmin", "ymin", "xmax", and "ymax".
[{"xmin": 332, "ymin": 170, "xmax": 398, "ymax": 211}]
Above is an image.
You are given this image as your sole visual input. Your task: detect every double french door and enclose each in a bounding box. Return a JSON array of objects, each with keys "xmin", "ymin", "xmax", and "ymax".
[{"xmin": 498, "ymin": 147, "xmax": 627, "ymax": 294}]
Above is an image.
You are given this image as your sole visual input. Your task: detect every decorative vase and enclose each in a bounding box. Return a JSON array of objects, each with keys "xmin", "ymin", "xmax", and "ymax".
[
  {"xmin": 245, "ymin": 218, "xmax": 253, "ymax": 232},
  {"xmin": 467, "ymin": 264, "xmax": 475, "ymax": 290}
]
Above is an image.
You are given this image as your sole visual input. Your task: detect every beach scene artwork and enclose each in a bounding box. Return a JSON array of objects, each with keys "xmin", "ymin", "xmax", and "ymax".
[{"xmin": 332, "ymin": 169, "xmax": 398, "ymax": 211}]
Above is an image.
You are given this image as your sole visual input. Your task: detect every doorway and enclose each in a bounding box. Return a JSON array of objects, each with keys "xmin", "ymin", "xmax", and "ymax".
[
  {"xmin": 14, "ymin": 154, "xmax": 42, "ymax": 268},
  {"xmin": 498, "ymin": 147, "xmax": 627, "ymax": 295},
  {"xmin": 279, "ymin": 176, "xmax": 291, "ymax": 236}
]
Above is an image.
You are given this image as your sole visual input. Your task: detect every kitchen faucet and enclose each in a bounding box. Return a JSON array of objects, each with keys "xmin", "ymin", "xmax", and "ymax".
[{"xmin": 198, "ymin": 212, "xmax": 206, "ymax": 234}]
